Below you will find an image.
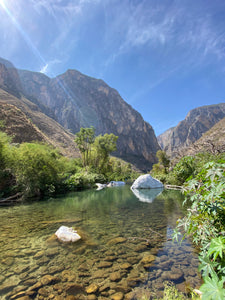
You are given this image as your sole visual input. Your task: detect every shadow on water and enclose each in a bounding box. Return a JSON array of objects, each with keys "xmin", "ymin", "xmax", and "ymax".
[{"xmin": 0, "ymin": 185, "xmax": 201, "ymax": 299}]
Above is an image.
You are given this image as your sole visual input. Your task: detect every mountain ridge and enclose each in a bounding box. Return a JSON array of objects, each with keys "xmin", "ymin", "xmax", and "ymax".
[
  {"xmin": 0, "ymin": 57, "xmax": 160, "ymax": 171},
  {"xmin": 158, "ymin": 103, "xmax": 225, "ymax": 157},
  {"xmin": 17, "ymin": 65, "xmax": 160, "ymax": 170}
]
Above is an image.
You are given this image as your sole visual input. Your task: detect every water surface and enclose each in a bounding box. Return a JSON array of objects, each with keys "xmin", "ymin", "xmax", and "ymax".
[{"xmin": 0, "ymin": 186, "xmax": 201, "ymax": 299}]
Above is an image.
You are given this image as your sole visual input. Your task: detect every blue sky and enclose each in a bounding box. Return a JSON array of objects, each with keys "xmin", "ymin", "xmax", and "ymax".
[{"xmin": 0, "ymin": 0, "xmax": 225, "ymax": 135}]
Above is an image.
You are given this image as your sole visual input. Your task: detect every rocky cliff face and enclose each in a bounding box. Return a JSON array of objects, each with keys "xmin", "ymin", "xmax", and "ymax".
[
  {"xmin": 179, "ymin": 116, "xmax": 225, "ymax": 157},
  {"xmin": 158, "ymin": 103, "xmax": 225, "ymax": 157},
  {"xmin": 18, "ymin": 68, "xmax": 160, "ymax": 170}
]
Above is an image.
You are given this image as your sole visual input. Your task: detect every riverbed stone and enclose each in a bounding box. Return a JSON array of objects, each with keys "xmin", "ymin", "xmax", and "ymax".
[
  {"xmin": 78, "ymin": 262, "xmax": 89, "ymax": 272},
  {"xmin": 108, "ymin": 237, "xmax": 127, "ymax": 245},
  {"xmin": 110, "ymin": 271, "xmax": 123, "ymax": 282},
  {"xmin": 162, "ymin": 268, "xmax": 184, "ymax": 282},
  {"xmin": 28, "ymin": 281, "xmax": 43, "ymax": 291},
  {"xmin": 97, "ymin": 261, "xmax": 113, "ymax": 268},
  {"xmin": 111, "ymin": 291, "xmax": 124, "ymax": 300},
  {"xmin": 105, "ymin": 255, "xmax": 117, "ymax": 262},
  {"xmin": 14, "ymin": 265, "xmax": 30, "ymax": 274},
  {"xmin": 86, "ymin": 283, "xmax": 99, "ymax": 294},
  {"xmin": 92, "ymin": 269, "xmax": 108, "ymax": 279},
  {"xmin": 46, "ymin": 247, "xmax": 59, "ymax": 257},
  {"xmin": 40, "ymin": 274, "xmax": 59, "ymax": 285},
  {"xmin": 127, "ymin": 256, "xmax": 140, "ymax": 264},
  {"xmin": 62, "ymin": 270, "xmax": 76, "ymax": 282},
  {"xmin": 140, "ymin": 254, "xmax": 155, "ymax": 267},
  {"xmin": 34, "ymin": 250, "xmax": 45, "ymax": 259},
  {"xmin": 134, "ymin": 244, "xmax": 148, "ymax": 252},
  {"xmin": 87, "ymin": 295, "xmax": 97, "ymax": 300},
  {"xmin": 10, "ymin": 291, "xmax": 27, "ymax": 299},
  {"xmin": 120, "ymin": 263, "xmax": 132, "ymax": 270},
  {"xmin": 48, "ymin": 265, "xmax": 65, "ymax": 275},
  {"xmin": 38, "ymin": 287, "xmax": 49, "ymax": 297},
  {"xmin": 65, "ymin": 283, "xmax": 84, "ymax": 295},
  {"xmin": 0, "ymin": 276, "xmax": 20, "ymax": 294},
  {"xmin": 2, "ymin": 256, "xmax": 14, "ymax": 266}
]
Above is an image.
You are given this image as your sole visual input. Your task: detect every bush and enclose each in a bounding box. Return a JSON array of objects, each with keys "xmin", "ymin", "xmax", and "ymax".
[
  {"xmin": 65, "ymin": 170, "xmax": 106, "ymax": 190},
  {"xmin": 9, "ymin": 142, "xmax": 64, "ymax": 198},
  {"xmin": 174, "ymin": 161, "xmax": 225, "ymax": 299}
]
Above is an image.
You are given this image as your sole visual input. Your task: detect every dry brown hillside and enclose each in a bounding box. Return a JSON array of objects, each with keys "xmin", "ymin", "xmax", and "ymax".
[
  {"xmin": 0, "ymin": 88, "xmax": 79, "ymax": 158},
  {"xmin": 175, "ymin": 116, "xmax": 225, "ymax": 158}
]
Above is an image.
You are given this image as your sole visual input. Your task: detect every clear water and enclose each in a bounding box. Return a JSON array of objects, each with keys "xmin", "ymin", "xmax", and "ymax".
[{"xmin": 0, "ymin": 186, "xmax": 201, "ymax": 299}]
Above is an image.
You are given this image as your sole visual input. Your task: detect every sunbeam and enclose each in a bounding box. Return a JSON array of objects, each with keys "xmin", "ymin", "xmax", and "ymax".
[{"xmin": 0, "ymin": 0, "xmax": 46, "ymax": 67}]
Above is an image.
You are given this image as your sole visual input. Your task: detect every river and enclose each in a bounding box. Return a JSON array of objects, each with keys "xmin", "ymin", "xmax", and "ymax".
[{"xmin": 0, "ymin": 185, "xmax": 201, "ymax": 299}]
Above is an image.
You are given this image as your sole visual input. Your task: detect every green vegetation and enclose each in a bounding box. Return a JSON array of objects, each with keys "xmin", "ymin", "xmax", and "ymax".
[
  {"xmin": 152, "ymin": 150, "xmax": 225, "ymax": 298},
  {"xmin": 0, "ymin": 127, "xmax": 138, "ymax": 201},
  {"xmin": 174, "ymin": 161, "xmax": 225, "ymax": 299}
]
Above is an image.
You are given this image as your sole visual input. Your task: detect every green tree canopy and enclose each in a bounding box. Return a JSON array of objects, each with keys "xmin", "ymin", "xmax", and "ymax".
[{"xmin": 74, "ymin": 126, "xmax": 95, "ymax": 166}]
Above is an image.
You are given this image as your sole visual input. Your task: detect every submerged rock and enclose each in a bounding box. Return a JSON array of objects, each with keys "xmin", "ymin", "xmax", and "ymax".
[
  {"xmin": 107, "ymin": 181, "xmax": 125, "ymax": 187},
  {"xmin": 55, "ymin": 226, "xmax": 81, "ymax": 243},
  {"xmin": 131, "ymin": 174, "xmax": 163, "ymax": 189}
]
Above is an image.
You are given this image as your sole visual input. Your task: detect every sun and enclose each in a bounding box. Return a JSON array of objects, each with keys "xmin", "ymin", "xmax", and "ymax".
[{"xmin": 0, "ymin": 0, "xmax": 6, "ymax": 9}]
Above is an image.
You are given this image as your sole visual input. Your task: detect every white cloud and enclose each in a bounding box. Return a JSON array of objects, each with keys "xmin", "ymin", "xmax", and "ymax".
[
  {"xmin": 39, "ymin": 59, "xmax": 62, "ymax": 76},
  {"xmin": 40, "ymin": 63, "xmax": 48, "ymax": 74}
]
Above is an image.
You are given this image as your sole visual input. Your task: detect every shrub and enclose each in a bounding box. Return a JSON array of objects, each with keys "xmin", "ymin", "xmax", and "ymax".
[{"xmin": 174, "ymin": 161, "xmax": 225, "ymax": 299}]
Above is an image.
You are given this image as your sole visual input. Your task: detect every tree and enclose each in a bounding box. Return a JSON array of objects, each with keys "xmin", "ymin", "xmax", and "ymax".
[
  {"xmin": 92, "ymin": 133, "xmax": 118, "ymax": 172},
  {"xmin": 74, "ymin": 127, "xmax": 95, "ymax": 166},
  {"xmin": 156, "ymin": 150, "xmax": 170, "ymax": 173}
]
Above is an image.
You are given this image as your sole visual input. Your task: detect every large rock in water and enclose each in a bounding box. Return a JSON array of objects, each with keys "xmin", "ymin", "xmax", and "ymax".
[
  {"xmin": 55, "ymin": 226, "xmax": 81, "ymax": 243},
  {"xmin": 131, "ymin": 174, "xmax": 163, "ymax": 189}
]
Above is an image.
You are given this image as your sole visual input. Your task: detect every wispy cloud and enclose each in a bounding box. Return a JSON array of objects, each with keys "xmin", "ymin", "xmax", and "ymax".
[
  {"xmin": 103, "ymin": 0, "xmax": 225, "ymax": 70},
  {"xmin": 40, "ymin": 59, "xmax": 62, "ymax": 76}
]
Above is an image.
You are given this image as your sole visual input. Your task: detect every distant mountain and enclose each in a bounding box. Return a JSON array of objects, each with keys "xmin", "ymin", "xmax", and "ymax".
[
  {"xmin": 179, "ymin": 116, "xmax": 225, "ymax": 157},
  {"xmin": 158, "ymin": 103, "xmax": 225, "ymax": 157},
  {"xmin": 17, "ymin": 69, "xmax": 160, "ymax": 170},
  {"xmin": 0, "ymin": 57, "xmax": 160, "ymax": 170}
]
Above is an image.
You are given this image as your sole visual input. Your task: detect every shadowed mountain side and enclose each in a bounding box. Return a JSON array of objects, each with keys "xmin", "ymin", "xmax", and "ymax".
[
  {"xmin": 158, "ymin": 103, "xmax": 225, "ymax": 157},
  {"xmin": 0, "ymin": 89, "xmax": 79, "ymax": 158},
  {"xmin": 18, "ymin": 68, "xmax": 160, "ymax": 171}
]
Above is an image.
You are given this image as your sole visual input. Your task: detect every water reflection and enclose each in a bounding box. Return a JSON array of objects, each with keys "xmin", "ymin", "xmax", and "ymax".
[
  {"xmin": 131, "ymin": 188, "xmax": 164, "ymax": 203},
  {"xmin": 0, "ymin": 186, "xmax": 201, "ymax": 299}
]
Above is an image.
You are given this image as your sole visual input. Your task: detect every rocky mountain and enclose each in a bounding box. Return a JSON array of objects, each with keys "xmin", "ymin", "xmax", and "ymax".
[
  {"xmin": 158, "ymin": 103, "xmax": 225, "ymax": 157},
  {"xmin": 17, "ymin": 70, "xmax": 160, "ymax": 170},
  {"xmin": 0, "ymin": 90, "xmax": 79, "ymax": 158},
  {"xmin": 0, "ymin": 57, "xmax": 160, "ymax": 170},
  {"xmin": 178, "ymin": 116, "xmax": 225, "ymax": 157}
]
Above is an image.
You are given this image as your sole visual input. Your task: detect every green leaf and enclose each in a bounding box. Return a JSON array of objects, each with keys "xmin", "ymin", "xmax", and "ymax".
[
  {"xmin": 200, "ymin": 273, "xmax": 225, "ymax": 300},
  {"xmin": 208, "ymin": 237, "xmax": 225, "ymax": 260},
  {"xmin": 199, "ymin": 255, "xmax": 218, "ymax": 277}
]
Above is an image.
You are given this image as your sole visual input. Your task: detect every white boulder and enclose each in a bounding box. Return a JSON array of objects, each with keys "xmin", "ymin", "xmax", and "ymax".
[
  {"xmin": 95, "ymin": 183, "xmax": 107, "ymax": 191},
  {"xmin": 131, "ymin": 174, "xmax": 163, "ymax": 189},
  {"xmin": 55, "ymin": 226, "xmax": 81, "ymax": 243}
]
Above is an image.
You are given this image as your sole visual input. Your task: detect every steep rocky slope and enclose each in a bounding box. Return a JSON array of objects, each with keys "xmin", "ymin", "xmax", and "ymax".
[
  {"xmin": 18, "ymin": 69, "xmax": 160, "ymax": 170},
  {"xmin": 0, "ymin": 88, "xmax": 79, "ymax": 158},
  {"xmin": 158, "ymin": 103, "xmax": 225, "ymax": 157},
  {"xmin": 179, "ymin": 116, "xmax": 225, "ymax": 157}
]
